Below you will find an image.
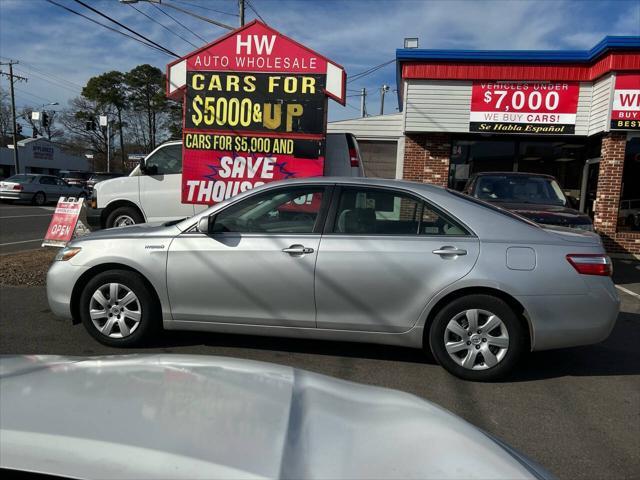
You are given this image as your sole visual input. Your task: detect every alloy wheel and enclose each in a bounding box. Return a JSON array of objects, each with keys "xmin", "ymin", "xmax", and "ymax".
[
  {"xmin": 443, "ymin": 309, "xmax": 509, "ymax": 370},
  {"xmin": 89, "ymin": 283, "xmax": 142, "ymax": 338}
]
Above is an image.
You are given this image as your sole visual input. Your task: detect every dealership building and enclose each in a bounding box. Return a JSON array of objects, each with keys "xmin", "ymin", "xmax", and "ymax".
[{"xmin": 329, "ymin": 36, "xmax": 640, "ymax": 257}]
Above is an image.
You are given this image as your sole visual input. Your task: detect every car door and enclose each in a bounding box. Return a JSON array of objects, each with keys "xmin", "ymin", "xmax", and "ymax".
[
  {"xmin": 139, "ymin": 143, "xmax": 195, "ymax": 222},
  {"xmin": 55, "ymin": 178, "xmax": 75, "ymax": 199},
  {"xmin": 167, "ymin": 184, "xmax": 331, "ymax": 327},
  {"xmin": 38, "ymin": 176, "xmax": 58, "ymax": 199},
  {"xmin": 315, "ymin": 185, "xmax": 480, "ymax": 332}
]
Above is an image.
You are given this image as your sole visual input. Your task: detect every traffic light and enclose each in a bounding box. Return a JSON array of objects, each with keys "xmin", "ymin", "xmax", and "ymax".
[
  {"xmin": 16, "ymin": 124, "xmax": 22, "ymax": 135},
  {"xmin": 42, "ymin": 112, "xmax": 49, "ymax": 128},
  {"xmin": 85, "ymin": 119, "xmax": 97, "ymax": 131}
]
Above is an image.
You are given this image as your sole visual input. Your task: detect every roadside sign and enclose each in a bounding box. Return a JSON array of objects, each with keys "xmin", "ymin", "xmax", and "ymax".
[
  {"xmin": 166, "ymin": 20, "xmax": 346, "ymax": 205},
  {"xmin": 610, "ymin": 73, "xmax": 640, "ymax": 130},
  {"xmin": 42, "ymin": 197, "xmax": 83, "ymax": 247},
  {"xmin": 469, "ymin": 81, "xmax": 580, "ymax": 134}
]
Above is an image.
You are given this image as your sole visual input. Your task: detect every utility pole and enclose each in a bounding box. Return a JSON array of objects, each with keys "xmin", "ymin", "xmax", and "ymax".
[
  {"xmin": 239, "ymin": 0, "xmax": 245, "ymax": 26},
  {"xmin": 0, "ymin": 61, "xmax": 28, "ymax": 174},
  {"xmin": 380, "ymin": 84, "xmax": 390, "ymax": 115},
  {"xmin": 360, "ymin": 88, "xmax": 367, "ymax": 118}
]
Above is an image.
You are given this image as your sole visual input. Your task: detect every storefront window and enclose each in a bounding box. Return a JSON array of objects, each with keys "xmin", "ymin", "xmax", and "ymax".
[
  {"xmin": 619, "ymin": 136, "xmax": 640, "ymax": 232},
  {"xmin": 450, "ymin": 136, "xmax": 602, "ymax": 212}
]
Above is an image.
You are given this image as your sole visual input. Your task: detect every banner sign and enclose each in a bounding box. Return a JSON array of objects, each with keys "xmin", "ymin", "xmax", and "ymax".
[
  {"xmin": 611, "ymin": 73, "xmax": 640, "ymax": 130},
  {"xmin": 167, "ymin": 21, "xmax": 345, "ymax": 205},
  {"xmin": 470, "ymin": 81, "xmax": 580, "ymax": 134},
  {"xmin": 43, "ymin": 197, "xmax": 83, "ymax": 247}
]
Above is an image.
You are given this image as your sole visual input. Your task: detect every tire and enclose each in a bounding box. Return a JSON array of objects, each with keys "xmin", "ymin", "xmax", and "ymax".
[
  {"xmin": 79, "ymin": 269, "xmax": 159, "ymax": 347},
  {"xmin": 106, "ymin": 206, "xmax": 144, "ymax": 228},
  {"xmin": 428, "ymin": 294, "xmax": 527, "ymax": 381},
  {"xmin": 32, "ymin": 191, "xmax": 46, "ymax": 206}
]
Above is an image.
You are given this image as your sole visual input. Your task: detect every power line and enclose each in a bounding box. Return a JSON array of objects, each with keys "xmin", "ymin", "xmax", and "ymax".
[
  {"xmin": 170, "ymin": 0, "xmax": 238, "ymax": 17},
  {"xmin": 150, "ymin": 3, "xmax": 208, "ymax": 44},
  {"xmin": 128, "ymin": 3, "xmax": 199, "ymax": 49},
  {"xmin": 14, "ymin": 66, "xmax": 81, "ymax": 94},
  {"xmin": 44, "ymin": 0, "xmax": 175, "ymax": 57},
  {"xmin": 72, "ymin": 0, "xmax": 179, "ymax": 57},
  {"xmin": 246, "ymin": 0, "xmax": 267, "ymax": 24},
  {"xmin": 1, "ymin": 57, "xmax": 84, "ymax": 90},
  {"xmin": 348, "ymin": 59, "xmax": 396, "ymax": 84},
  {"xmin": 14, "ymin": 87, "xmax": 56, "ymax": 103}
]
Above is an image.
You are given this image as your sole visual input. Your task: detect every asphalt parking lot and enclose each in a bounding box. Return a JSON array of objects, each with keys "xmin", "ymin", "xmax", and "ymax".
[
  {"xmin": 0, "ymin": 203, "xmax": 55, "ymax": 253},
  {"xmin": 1, "ymin": 202, "xmax": 639, "ymax": 479}
]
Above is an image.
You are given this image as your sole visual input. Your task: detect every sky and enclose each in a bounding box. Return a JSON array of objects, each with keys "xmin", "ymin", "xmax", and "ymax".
[{"xmin": 1, "ymin": 0, "xmax": 639, "ymax": 126}]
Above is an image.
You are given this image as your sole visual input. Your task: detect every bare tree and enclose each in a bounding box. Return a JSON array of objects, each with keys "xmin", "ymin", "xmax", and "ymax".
[{"xmin": 0, "ymin": 91, "xmax": 12, "ymax": 147}]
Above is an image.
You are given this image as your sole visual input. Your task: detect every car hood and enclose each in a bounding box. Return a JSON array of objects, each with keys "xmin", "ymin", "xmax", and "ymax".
[
  {"xmin": 497, "ymin": 203, "xmax": 592, "ymax": 226},
  {"xmin": 78, "ymin": 221, "xmax": 183, "ymax": 241},
  {"xmin": 0, "ymin": 355, "xmax": 550, "ymax": 480}
]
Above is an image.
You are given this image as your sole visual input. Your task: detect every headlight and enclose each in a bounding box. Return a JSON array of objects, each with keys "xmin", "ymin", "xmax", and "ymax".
[{"xmin": 55, "ymin": 246, "xmax": 82, "ymax": 261}]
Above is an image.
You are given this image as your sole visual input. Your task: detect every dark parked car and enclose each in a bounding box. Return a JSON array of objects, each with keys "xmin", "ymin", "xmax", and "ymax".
[
  {"xmin": 86, "ymin": 172, "xmax": 125, "ymax": 191},
  {"xmin": 59, "ymin": 170, "xmax": 93, "ymax": 190},
  {"xmin": 463, "ymin": 172, "xmax": 593, "ymax": 231}
]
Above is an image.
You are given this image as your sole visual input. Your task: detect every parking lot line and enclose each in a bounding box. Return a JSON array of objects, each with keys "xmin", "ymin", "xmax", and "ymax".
[
  {"xmin": 615, "ymin": 285, "xmax": 640, "ymax": 299},
  {"xmin": 0, "ymin": 238, "xmax": 43, "ymax": 247}
]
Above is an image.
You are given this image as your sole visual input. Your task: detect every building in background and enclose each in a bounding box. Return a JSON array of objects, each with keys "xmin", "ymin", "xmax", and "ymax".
[
  {"xmin": 0, "ymin": 138, "xmax": 89, "ymax": 178},
  {"xmin": 335, "ymin": 36, "xmax": 640, "ymax": 257},
  {"xmin": 328, "ymin": 113, "xmax": 403, "ymax": 178}
]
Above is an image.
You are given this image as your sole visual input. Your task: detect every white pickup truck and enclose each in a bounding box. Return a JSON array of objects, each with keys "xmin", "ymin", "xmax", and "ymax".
[{"xmin": 86, "ymin": 133, "xmax": 363, "ymax": 229}]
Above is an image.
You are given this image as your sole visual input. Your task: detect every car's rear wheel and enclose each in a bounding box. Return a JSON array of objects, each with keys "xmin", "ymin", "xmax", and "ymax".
[
  {"xmin": 79, "ymin": 270, "xmax": 158, "ymax": 347},
  {"xmin": 429, "ymin": 294, "xmax": 526, "ymax": 381},
  {"xmin": 32, "ymin": 191, "xmax": 46, "ymax": 206},
  {"xmin": 106, "ymin": 206, "xmax": 143, "ymax": 228}
]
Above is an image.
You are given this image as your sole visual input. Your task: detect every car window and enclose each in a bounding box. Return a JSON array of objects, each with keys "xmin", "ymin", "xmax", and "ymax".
[
  {"xmin": 332, "ymin": 187, "xmax": 469, "ymax": 236},
  {"xmin": 473, "ymin": 175, "xmax": 566, "ymax": 206},
  {"xmin": 56, "ymin": 178, "xmax": 68, "ymax": 186},
  {"xmin": 6, "ymin": 174, "xmax": 35, "ymax": 183},
  {"xmin": 39, "ymin": 176, "xmax": 57, "ymax": 185},
  {"xmin": 145, "ymin": 144, "xmax": 182, "ymax": 175},
  {"xmin": 211, "ymin": 187, "xmax": 325, "ymax": 234}
]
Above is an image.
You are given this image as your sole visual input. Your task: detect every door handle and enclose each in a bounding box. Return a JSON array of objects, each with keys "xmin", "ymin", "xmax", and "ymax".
[
  {"xmin": 432, "ymin": 246, "xmax": 467, "ymax": 256},
  {"xmin": 282, "ymin": 244, "xmax": 314, "ymax": 255}
]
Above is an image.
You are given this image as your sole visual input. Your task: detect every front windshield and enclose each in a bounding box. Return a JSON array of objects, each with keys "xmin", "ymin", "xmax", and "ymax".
[{"xmin": 474, "ymin": 175, "xmax": 567, "ymax": 206}]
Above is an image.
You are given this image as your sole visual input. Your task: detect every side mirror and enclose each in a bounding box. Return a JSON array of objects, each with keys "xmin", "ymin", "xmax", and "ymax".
[
  {"xmin": 138, "ymin": 158, "xmax": 147, "ymax": 173},
  {"xmin": 197, "ymin": 216, "xmax": 211, "ymax": 233}
]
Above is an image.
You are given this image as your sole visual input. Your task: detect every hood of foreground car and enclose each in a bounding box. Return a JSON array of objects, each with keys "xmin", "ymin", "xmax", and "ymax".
[
  {"xmin": 0, "ymin": 355, "xmax": 551, "ymax": 480},
  {"xmin": 495, "ymin": 202, "xmax": 592, "ymax": 227},
  {"xmin": 81, "ymin": 221, "xmax": 182, "ymax": 240}
]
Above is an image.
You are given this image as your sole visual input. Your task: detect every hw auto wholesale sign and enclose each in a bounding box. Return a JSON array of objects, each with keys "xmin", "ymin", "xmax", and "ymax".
[
  {"xmin": 610, "ymin": 73, "xmax": 640, "ymax": 131},
  {"xmin": 166, "ymin": 21, "xmax": 345, "ymax": 204},
  {"xmin": 470, "ymin": 81, "xmax": 579, "ymax": 134}
]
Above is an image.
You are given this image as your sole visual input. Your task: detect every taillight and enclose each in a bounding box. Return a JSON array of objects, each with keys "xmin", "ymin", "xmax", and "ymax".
[
  {"xmin": 12, "ymin": 184, "xmax": 23, "ymax": 191},
  {"xmin": 566, "ymin": 254, "xmax": 612, "ymax": 276},
  {"xmin": 349, "ymin": 148, "xmax": 359, "ymax": 167}
]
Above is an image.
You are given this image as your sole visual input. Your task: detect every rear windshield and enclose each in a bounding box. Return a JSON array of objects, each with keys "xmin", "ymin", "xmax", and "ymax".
[
  {"xmin": 447, "ymin": 189, "xmax": 540, "ymax": 228},
  {"xmin": 472, "ymin": 174, "xmax": 567, "ymax": 206},
  {"xmin": 5, "ymin": 174, "xmax": 35, "ymax": 183}
]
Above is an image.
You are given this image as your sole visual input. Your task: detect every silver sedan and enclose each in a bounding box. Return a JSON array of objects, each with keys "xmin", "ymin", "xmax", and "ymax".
[
  {"xmin": 46, "ymin": 178, "xmax": 620, "ymax": 381},
  {"xmin": 0, "ymin": 174, "xmax": 86, "ymax": 205}
]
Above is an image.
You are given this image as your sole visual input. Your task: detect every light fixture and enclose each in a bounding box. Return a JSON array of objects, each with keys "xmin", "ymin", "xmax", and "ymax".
[
  {"xmin": 404, "ymin": 37, "xmax": 419, "ymax": 49},
  {"xmin": 522, "ymin": 156, "xmax": 541, "ymax": 161},
  {"xmin": 555, "ymin": 157, "xmax": 576, "ymax": 162}
]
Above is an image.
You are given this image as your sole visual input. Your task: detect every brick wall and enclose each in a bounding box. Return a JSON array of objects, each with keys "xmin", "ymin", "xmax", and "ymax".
[
  {"xmin": 593, "ymin": 132, "xmax": 640, "ymax": 257},
  {"xmin": 403, "ymin": 133, "xmax": 451, "ymax": 186}
]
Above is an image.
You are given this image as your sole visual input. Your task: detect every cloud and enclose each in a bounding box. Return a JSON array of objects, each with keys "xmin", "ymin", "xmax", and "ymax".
[{"xmin": 1, "ymin": 0, "xmax": 638, "ymax": 122}]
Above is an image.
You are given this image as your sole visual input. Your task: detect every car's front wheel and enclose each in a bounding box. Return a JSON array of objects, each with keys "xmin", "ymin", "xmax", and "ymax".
[
  {"xmin": 79, "ymin": 270, "xmax": 158, "ymax": 347},
  {"xmin": 429, "ymin": 294, "xmax": 527, "ymax": 381},
  {"xmin": 32, "ymin": 191, "xmax": 46, "ymax": 206},
  {"xmin": 106, "ymin": 206, "xmax": 144, "ymax": 228}
]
